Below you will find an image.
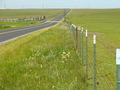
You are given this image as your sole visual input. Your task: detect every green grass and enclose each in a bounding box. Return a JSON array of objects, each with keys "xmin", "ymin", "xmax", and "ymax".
[
  {"xmin": 0, "ymin": 9, "xmax": 64, "ymax": 30},
  {"xmin": 0, "ymin": 21, "xmax": 40, "ymax": 30},
  {"xmin": 67, "ymin": 9, "xmax": 120, "ymax": 89},
  {"xmin": 0, "ymin": 23, "xmax": 88, "ymax": 89}
]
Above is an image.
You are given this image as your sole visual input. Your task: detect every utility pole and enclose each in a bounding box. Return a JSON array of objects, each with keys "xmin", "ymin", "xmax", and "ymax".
[
  {"xmin": 4, "ymin": 0, "xmax": 6, "ymax": 9},
  {"xmin": 89, "ymin": 3, "xmax": 90, "ymax": 8}
]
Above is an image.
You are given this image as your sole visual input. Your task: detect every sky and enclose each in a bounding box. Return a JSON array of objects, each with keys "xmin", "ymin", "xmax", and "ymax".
[{"xmin": 0, "ymin": 0, "xmax": 120, "ymax": 9}]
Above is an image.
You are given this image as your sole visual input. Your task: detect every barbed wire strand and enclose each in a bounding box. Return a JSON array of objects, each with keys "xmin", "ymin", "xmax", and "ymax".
[
  {"xmin": 97, "ymin": 62, "xmax": 114, "ymax": 89},
  {"xmin": 71, "ymin": 26, "xmax": 115, "ymax": 89},
  {"xmin": 96, "ymin": 51, "xmax": 116, "ymax": 75},
  {"xmin": 89, "ymin": 32, "xmax": 115, "ymax": 55},
  {"xmin": 89, "ymin": 54, "xmax": 105, "ymax": 90}
]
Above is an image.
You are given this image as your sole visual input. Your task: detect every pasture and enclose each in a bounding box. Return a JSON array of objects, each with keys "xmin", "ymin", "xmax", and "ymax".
[
  {"xmin": 68, "ymin": 9, "xmax": 120, "ymax": 89},
  {"xmin": 0, "ymin": 9, "xmax": 64, "ymax": 19}
]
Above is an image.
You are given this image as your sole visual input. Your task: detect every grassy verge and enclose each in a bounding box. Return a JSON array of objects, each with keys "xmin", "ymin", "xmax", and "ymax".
[
  {"xmin": 0, "ymin": 21, "xmax": 41, "ymax": 30},
  {"xmin": 0, "ymin": 23, "xmax": 87, "ymax": 89},
  {"xmin": 0, "ymin": 9, "xmax": 64, "ymax": 30},
  {"xmin": 68, "ymin": 9, "xmax": 120, "ymax": 89}
]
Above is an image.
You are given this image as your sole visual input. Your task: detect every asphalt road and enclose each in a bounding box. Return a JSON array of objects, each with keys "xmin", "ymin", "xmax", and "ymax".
[{"xmin": 0, "ymin": 10, "xmax": 71, "ymax": 44}]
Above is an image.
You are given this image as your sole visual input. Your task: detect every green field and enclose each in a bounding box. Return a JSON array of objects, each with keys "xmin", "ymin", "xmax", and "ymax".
[
  {"xmin": 0, "ymin": 9, "xmax": 120, "ymax": 89},
  {"xmin": 0, "ymin": 9, "xmax": 64, "ymax": 19},
  {"xmin": 0, "ymin": 9, "xmax": 64, "ymax": 30},
  {"xmin": 68, "ymin": 9, "xmax": 120, "ymax": 89}
]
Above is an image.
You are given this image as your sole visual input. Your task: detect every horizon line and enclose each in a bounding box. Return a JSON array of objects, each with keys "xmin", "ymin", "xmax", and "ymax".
[{"xmin": 0, "ymin": 8, "xmax": 120, "ymax": 10}]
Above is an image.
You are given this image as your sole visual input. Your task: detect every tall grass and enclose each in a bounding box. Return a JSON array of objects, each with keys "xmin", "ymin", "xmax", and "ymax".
[{"xmin": 0, "ymin": 23, "xmax": 87, "ymax": 89}]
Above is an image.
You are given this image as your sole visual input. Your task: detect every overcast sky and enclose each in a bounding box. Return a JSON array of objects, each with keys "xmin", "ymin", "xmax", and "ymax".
[{"xmin": 0, "ymin": 0, "xmax": 120, "ymax": 9}]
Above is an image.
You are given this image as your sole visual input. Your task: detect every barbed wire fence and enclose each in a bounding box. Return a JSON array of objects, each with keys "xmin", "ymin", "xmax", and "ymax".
[{"xmin": 69, "ymin": 23, "xmax": 117, "ymax": 90}]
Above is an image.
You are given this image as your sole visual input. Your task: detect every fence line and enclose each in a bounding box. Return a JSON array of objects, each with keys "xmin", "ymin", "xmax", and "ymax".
[
  {"xmin": 0, "ymin": 16, "xmax": 46, "ymax": 22},
  {"xmin": 70, "ymin": 23, "xmax": 116, "ymax": 90}
]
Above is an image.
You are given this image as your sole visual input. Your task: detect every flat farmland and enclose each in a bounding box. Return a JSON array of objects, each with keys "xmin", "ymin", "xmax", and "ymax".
[
  {"xmin": 69, "ymin": 9, "xmax": 120, "ymax": 89},
  {"xmin": 0, "ymin": 9, "xmax": 64, "ymax": 19}
]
